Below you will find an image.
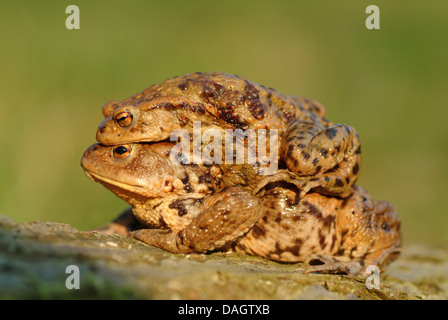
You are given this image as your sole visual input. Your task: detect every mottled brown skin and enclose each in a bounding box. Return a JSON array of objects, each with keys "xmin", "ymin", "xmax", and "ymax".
[
  {"xmin": 81, "ymin": 142, "xmax": 400, "ymax": 277},
  {"xmin": 232, "ymin": 184, "xmax": 401, "ymax": 277},
  {"xmin": 96, "ymin": 72, "xmax": 361, "ymax": 198}
]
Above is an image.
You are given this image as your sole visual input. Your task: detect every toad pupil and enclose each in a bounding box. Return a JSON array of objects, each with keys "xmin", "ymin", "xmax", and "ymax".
[
  {"xmin": 114, "ymin": 146, "xmax": 130, "ymax": 155},
  {"xmin": 116, "ymin": 112, "xmax": 133, "ymax": 127}
]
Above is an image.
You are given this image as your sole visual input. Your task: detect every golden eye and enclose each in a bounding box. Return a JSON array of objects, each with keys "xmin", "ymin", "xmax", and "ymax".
[
  {"xmin": 115, "ymin": 111, "xmax": 133, "ymax": 127},
  {"xmin": 113, "ymin": 145, "xmax": 132, "ymax": 159}
]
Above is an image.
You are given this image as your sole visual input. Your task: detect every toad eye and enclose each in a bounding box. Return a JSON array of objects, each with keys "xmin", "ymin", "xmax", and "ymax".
[
  {"xmin": 115, "ymin": 111, "xmax": 133, "ymax": 127},
  {"xmin": 113, "ymin": 145, "xmax": 132, "ymax": 159}
]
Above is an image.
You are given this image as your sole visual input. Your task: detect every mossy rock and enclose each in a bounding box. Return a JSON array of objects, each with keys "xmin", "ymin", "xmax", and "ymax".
[{"xmin": 0, "ymin": 214, "xmax": 447, "ymax": 299}]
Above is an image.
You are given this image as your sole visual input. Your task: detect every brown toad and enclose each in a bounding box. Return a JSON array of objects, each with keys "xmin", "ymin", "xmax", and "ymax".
[
  {"xmin": 81, "ymin": 142, "xmax": 224, "ymax": 231},
  {"xmin": 81, "ymin": 142, "xmax": 400, "ymax": 276},
  {"xmin": 96, "ymin": 72, "xmax": 361, "ymax": 198}
]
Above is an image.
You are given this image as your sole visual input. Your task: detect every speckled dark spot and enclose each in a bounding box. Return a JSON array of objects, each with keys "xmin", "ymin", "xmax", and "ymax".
[
  {"xmin": 217, "ymin": 104, "xmax": 244, "ymax": 126},
  {"xmin": 282, "ymin": 110, "xmax": 297, "ymax": 124},
  {"xmin": 244, "ymin": 80, "xmax": 265, "ymax": 120},
  {"xmin": 155, "ymin": 102, "xmax": 177, "ymax": 110},
  {"xmin": 293, "ymin": 159, "xmax": 299, "ymax": 168},
  {"xmin": 330, "ymin": 234, "xmax": 337, "ymax": 252},
  {"xmin": 155, "ymin": 100, "xmax": 207, "ymax": 115},
  {"xmin": 353, "ymin": 163, "xmax": 360, "ymax": 175},
  {"xmin": 335, "ymin": 178, "xmax": 344, "ymax": 187},
  {"xmin": 349, "ymin": 246, "xmax": 357, "ymax": 258},
  {"xmin": 323, "ymin": 215, "xmax": 335, "ymax": 229},
  {"xmin": 271, "ymin": 243, "xmax": 284, "ymax": 257},
  {"xmin": 320, "ymin": 148, "xmax": 328, "ymax": 158},
  {"xmin": 199, "ymin": 172, "xmax": 213, "ymax": 184},
  {"xmin": 302, "ymin": 201, "xmax": 323, "ymax": 220},
  {"xmin": 319, "ymin": 234, "xmax": 327, "ymax": 250},
  {"xmin": 312, "ymin": 158, "xmax": 319, "ymax": 166},
  {"xmin": 180, "ymin": 101, "xmax": 206, "ymax": 114},
  {"xmin": 284, "ymin": 243, "xmax": 301, "ymax": 256},
  {"xmin": 181, "ymin": 174, "xmax": 193, "ymax": 192},
  {"xmin": 287, "ymin": 144, "xmax": 294, "ymax": 157},
  {"xmin": 178, "ymin": 82, "xmax": 189, "ymax": 91},
  {"xmin": 251, "ymin": 225, "xmax": 266, "ymax": 239},
  {"xmin": 178, "ymin": 114, "xmax": 190, "ymax": 126},
  {"xmin": 200, "ymin": 84, "xmax": 219, "ymax": 100},
  {"xmin": 325, "ymin": 128, "xmax": 338, "ymax": 139},
  {"xmin": 169, "ymin": 200, "xmax": 188, "ymax": 216}
]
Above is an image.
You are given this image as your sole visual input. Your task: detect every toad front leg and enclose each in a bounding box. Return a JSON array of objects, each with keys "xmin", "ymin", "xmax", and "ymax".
[
  {"xmin": 280, "ymin": 120, "xmax": 362, "ymax": 197},
  {"xmin": 93, "ymin": 208, "xmax": 146, "ymax": 236},
  {"xmin": 131, "ymin": 186, "xmax": 262, "ymax": 253}
]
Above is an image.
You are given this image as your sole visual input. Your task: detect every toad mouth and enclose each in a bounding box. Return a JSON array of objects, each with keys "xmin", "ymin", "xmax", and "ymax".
[{"xmin": 84, "ymin": 171, "xmax": 147, "ymax": 194}]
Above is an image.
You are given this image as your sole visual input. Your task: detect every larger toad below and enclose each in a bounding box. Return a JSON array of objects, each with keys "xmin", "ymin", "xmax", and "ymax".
[
  {"xmin": 232, "ymin": 184, "xmax": 401, "ymax": 276},
  {"xmin": 81, "ymin": 142, "xmax": 400, "ymax": 277},
  {"xmin": 96, "ymin": 72, "xmax": 362, "ymax": 198}
]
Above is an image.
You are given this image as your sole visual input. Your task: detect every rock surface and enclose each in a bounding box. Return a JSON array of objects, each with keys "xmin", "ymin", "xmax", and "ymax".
[{"xmin": 0, "ymin": 214, "xmax": 447, "ymax": 300}]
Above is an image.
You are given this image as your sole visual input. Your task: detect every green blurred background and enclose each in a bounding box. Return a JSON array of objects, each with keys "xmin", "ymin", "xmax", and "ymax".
[{"xmin": 0, "ymin": 1, "xmax": 446, "ymax": 246}]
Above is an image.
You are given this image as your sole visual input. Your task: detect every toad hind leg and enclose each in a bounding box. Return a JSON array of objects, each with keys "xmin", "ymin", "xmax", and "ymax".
[
  {"xmin": 131, "ymin": 186, "xmax": 262, "ymax": 254},
  {"xmin": 304, "ymin": 254, "xmax": 364, "ymax": 277},
  {"xmin": 280, "ymin": 121, "xmax": 362, "ymax": 197}
]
